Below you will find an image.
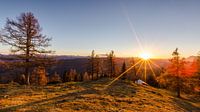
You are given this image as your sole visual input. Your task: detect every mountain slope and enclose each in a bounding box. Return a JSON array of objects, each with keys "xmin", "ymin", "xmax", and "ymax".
[{"xmin": 0, "ymin": 78, "xmax": 199, "ymax": 112}]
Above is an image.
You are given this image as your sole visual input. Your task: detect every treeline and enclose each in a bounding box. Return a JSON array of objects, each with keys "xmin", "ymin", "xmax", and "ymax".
[{"xmin": 0, "ymin": 50, "xmax": 139, "ymax": 85}]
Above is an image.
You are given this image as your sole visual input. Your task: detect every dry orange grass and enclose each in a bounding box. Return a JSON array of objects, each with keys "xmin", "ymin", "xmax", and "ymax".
[{"xmin": 0, "ymin": 79, "xmax": 199, "ymax": 112}]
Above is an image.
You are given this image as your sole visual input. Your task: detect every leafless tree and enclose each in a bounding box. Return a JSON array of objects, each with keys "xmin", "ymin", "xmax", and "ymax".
[{"xmin": 0, "ymin": 12, "xmax": 53, "ymax": 85}]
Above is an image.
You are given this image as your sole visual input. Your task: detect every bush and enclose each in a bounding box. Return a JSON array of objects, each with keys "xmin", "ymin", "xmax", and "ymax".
[
  {"xmin": 30, "ymin": 66, "xmax": 47, "ymax": 86},
  {"xmin": 48, "ymin": 72, "xmax": 61, "ymax": 84}
]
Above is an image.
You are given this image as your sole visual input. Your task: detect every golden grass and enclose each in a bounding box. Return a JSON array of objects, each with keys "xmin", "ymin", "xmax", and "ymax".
[{"xmin": 0, "ymin": 79, "xmax": 199, "ymax": 112}]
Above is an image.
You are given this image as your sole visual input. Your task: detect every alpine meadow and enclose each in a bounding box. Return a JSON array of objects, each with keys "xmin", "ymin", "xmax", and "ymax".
[{"xmin": 0, "ymin": 0, "xmax": 199, "ymax": 112}]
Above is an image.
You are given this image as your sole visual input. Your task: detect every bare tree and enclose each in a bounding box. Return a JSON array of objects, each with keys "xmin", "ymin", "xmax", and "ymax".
[{"xmin": 0, "ymin": 12, "xmax": 53, "ymax": 85}]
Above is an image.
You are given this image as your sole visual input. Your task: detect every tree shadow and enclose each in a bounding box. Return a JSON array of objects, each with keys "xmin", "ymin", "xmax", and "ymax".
[
  {"xmin": 0, "ymin": 80, "xmax": 107, "ymax": 111},
  {"xmin": 0, "ymin": 87, "xmax": 101, "ymax": 112},
  {"xmin": 172, "ymin": 97, "xmax": 200, "ymax": 112},
  {"xmin": 0, "ymin": 78, "xmax": 138, "ymax": 111},
  {"xmin": 0, "ymin": 91, "xmax": 73, "ymax": 111},
  {"xmin": 76, "ymin": 78, "xmax": 137, "ymax": 97}
]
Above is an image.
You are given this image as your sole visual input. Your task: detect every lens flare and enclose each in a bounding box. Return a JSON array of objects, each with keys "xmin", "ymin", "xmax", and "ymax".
[{"xmin": 139, "ymin": 52, "xmax": 151, "ymax": 60}]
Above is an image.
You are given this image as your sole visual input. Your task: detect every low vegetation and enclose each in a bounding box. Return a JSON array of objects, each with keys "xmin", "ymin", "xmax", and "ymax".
[{"xmin": 0, "ymin": 78, "xmax": 199, "ymax": 112}]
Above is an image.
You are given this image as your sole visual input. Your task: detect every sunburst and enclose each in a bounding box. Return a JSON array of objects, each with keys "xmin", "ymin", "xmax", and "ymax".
[{"xmin": 103, "ymin": 52, "xmax": 161, "ymax": 89}]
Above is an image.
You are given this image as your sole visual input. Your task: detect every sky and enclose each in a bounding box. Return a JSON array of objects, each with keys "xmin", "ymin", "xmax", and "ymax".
[{"xmin": 0, "ymin": 0, "xmax": 200, "ymax": 58}]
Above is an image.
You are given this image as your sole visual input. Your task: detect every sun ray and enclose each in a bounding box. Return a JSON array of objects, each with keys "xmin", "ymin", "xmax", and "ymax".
[
  {"xmin": 149, "ymin": 59, "xmax": 162, "ymax": 70},
  {"xmin": 121, "ymin": 3, "xmax": 144, "ymax": 51},
  {"xmin": 136, "ymin": 61, "xmax": 145, "ymax": 76},
  {"xmin": 144, "ymin": 61, "xmax": 146, "ymax": 82},
  {"xmin": 147, "ymin": 60, "xmax": 156, "ymax": 78},
  {"xmin": 103, "ymin": 59, "xmax": 143, "ymax": 90}
]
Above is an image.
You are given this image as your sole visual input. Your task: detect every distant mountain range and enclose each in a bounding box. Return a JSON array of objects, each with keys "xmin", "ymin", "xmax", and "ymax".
[
  {"xmin": 0, "ymin": 54, "xmax": 88, "ymax": 61},
  {"xmin": 0, "ymin": 54, "xmax": 197, "ymax": 61},
  {"xmin": 53, "ymin": 55, "xmax": 88, "ymax": 60},
  {"xmin": 185, "ymin": 56, "xmax": 197, "ymax": 62}
]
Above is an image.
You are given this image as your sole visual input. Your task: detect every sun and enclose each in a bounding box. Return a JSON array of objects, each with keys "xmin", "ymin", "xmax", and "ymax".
[{"xmin": 139, "ymin": 52, "xmax": 151, "ymax": 60}]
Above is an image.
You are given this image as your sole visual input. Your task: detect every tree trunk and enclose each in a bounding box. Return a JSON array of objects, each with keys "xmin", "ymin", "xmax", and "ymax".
[
  {"xmin": 177, "ymin": 89, "xmax": 180, "ymax": 98},
  {"xmin": 25, "ymin": 66, "xmax": 30, "ymax": 85},
  {"xmin": 177, "ymin": 76, "xmax": 181, "ymax": 98},
  {"xmin": 26, "ymin": 27, "xmax": 31, "ymax": 85},
  {"xmin": 110, "ymin": 58, "xmax": 113, "ymax": 78},
  {"xmin": 177, "ymin": 86, "xmax": 181, "ymax": 98},
  {"xmin": 91, "ymin": 59, "xmax": 94, "ymax": 80}
]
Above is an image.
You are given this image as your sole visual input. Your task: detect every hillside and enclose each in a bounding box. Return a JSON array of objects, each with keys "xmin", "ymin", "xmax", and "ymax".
[{"xmin": 0, "ymin": 78, "xmax": 199, "ymax": 112}]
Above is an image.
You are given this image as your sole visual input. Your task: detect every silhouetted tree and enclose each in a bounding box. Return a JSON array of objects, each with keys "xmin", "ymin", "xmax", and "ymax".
[
  {"xmin": 121, "ymin": 61, "xmax": 127, "ymax": 80},
  {"xmin": 88, "ymin": 50, "xmax": 95, "ymax": 80},
  {"xmin": 88, "ymin": 50, "xmax": 102, "ymax": 80},
  {"xmin": 0, "ymin": 12, "xmax": 53, "ymax": 85},
  {"xmin": 94, "ymin": 54, "xmax": 101, "ymax": 79},
  {"xmin": 63, "ymin": 70, "xmax": 68, "ymax": 82},
  {"xmin": 107, "ymin": 50, "xmax": 116, "ymax": 77}
]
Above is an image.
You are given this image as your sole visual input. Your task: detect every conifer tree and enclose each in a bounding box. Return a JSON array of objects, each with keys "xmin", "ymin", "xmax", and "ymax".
[
  {"xmin": 158, "ymin": 48, "xmax": 186, "ymax": 97},
  {"xmin": 88, "ymin": 50, "xmax": 95, "ymax": 80},
  {"xmin": 0, "ymin": 12, "xmax": 53, "ymax": 85},
  {"xmin": 121, "ymin": 61, "xmax": 127, "ymax": 80},
  {"xmin": 94, "ymin": 54, "xmax": 101, "ymax": 79},
  {"xmin": 107, "ymin": 50, "xmax": 116, "ymax": 77}
]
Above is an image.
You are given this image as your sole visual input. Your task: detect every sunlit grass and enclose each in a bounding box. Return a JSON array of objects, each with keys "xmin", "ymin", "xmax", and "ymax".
[{"xmin": 0, "ymin": 79, "xmax": 199, "ymax": 112}]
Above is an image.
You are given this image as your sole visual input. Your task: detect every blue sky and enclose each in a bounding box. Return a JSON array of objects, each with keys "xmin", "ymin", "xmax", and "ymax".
[{"xmin": 0, "ymin": 0, "xmax": 200, "ymax": 58}]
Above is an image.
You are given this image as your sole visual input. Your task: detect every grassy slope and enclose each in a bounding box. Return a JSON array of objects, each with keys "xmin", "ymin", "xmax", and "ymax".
[{"xmin": 0, "ymin": 78, "xmax": 199, "ymax": 112}]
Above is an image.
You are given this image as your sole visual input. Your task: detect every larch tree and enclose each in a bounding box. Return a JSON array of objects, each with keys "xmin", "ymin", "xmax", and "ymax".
[
  {"xmin": 167, "ymin": 48, "xmax": 186, "ymax": 97},
  {"xmin": 0, "ymin": 12, "xmax": 53, "ymax": 85}
]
